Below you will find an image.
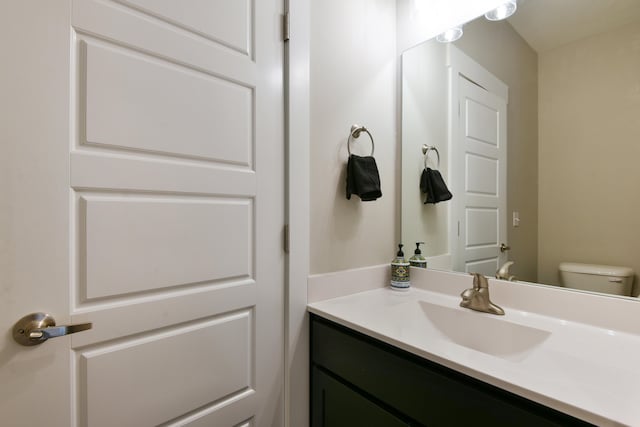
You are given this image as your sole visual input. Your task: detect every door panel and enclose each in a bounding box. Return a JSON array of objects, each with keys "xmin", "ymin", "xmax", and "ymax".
[
  {"xmin": 72, "ymin": 0, "xmax": 256, "ymax": 84},
  {"xmin": 466, "ymin": 154, "xmax": 498, "ymax": 195},
  {"xmin": 72, "ymin": 1, "xmax": 283, "ymax": 425},
  {"xmin": 119, "ymin": 0, "xmax": 252, "ymax": 55},
  {"xmin": 81, "ymin": 196, "xmax": 251, "ymax": 299},
  {"xmin": 80, "ymin": 310, "xmax": 252, "ymax": 427},
  {"xmin": 83, "ymin": 38, "xmax": 253, "ymax": 165},
  {"xmin": 1, "ymin": 0, "xmax": 283, "ymax": 426},
  {"xmin": 466, "ymin": 208, "xmax": 498, "ymax": 247},
  {"xmin": 465, "ymin": 98, "xmax": 499, "ymax": 146},
  {"xmin": 454, "ymin": 77, "xmax": 507, "ymax": 276}
]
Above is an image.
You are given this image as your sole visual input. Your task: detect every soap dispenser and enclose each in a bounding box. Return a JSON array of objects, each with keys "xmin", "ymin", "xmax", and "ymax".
[
  {"xmin": 390, "ymin": 244, "xmax": 411, "ymax": 291},
  {"xmin": 409, "ymin": 242, "xmax": 427, "ymax": 269}
]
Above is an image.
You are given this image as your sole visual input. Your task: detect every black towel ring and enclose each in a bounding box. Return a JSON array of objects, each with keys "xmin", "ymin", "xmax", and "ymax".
[
  {"xmin": 422, "ymin": 144, "xmax": 440, "ymax": 169},
  {"xmin": 348, "ymin": 124, "xmax": 375, "ymax": 156}
]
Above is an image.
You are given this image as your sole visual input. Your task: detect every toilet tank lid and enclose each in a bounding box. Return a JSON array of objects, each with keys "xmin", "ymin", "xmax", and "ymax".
[{"xmin": 559, "ymin": 262, "xmax": 635, "ymax": 277}]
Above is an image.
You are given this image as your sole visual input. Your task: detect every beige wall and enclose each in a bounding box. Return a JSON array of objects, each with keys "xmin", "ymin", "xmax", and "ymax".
[
  {"xmin": 454, "ymin": 19, "xmax": 539, "ymax": 282},
  {"xmin": 309, "ymin": 0, "xmax": 397, "ymax": 274},
  {"xmin": 538, "ymin": 22, "xmax": 640, "ymax": 290}
]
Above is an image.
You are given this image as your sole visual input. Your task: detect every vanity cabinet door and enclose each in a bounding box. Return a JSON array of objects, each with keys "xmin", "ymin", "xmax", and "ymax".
[{"xmin": 311, "ymin": 366, "xmax": 409, "ymax": 427}]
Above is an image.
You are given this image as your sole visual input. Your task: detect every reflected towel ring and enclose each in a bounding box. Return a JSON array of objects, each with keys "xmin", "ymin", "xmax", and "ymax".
[
  {"xmin": 348, "ymin": 124, "xmax": 375, "ymax": 156},
  {"xmin": 422, "ymin": 144, "xmax": 440, "ymax": 169}
]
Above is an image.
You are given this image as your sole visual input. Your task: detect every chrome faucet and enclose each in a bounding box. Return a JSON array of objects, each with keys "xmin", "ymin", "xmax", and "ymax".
[
  {"xmin": 496, "ymin": 261, "xmax": 517, "ymax": 281},
  {"xmin": 460, "ymin": 273, "xmax": 505, "ymax": 315}
]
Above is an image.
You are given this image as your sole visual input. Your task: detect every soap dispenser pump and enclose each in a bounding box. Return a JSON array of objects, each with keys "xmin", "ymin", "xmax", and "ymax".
[
  {"xmin": 390, "ymin": 244, "xmax": 411, "ymax": 291},
  {"xmin": 409, "ymin": 242, "xmax": 427, "ymax": 269}
]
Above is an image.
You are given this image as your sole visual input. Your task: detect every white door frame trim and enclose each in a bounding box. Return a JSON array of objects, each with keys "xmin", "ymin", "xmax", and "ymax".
[{"xmin": 285, "ymin": 0, "xmax": 311, "ymax": 426}]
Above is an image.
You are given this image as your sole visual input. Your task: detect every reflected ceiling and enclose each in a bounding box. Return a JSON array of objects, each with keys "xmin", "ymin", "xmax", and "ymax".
[{"xmin": 508, "ymin": 0, "xmax": 640, "ymax": 52}]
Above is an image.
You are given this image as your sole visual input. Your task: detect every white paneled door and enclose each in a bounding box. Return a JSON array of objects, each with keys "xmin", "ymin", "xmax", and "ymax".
[
  {"xmin": 0, "ymin": 1, "xmax": 284, "ymax": 426},
  {"xmin": 453, "ymin": 77, "xmax": 507, "ymax": 276}
]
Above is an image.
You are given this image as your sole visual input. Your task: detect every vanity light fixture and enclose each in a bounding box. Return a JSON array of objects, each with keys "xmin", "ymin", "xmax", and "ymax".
[
  {"xmin": 436, "ymin": 25, "xmax": 463, "ymax": 43},
  {"xmin": 484, "ymin": 0, "xmax": 517, "ymax": 21}
]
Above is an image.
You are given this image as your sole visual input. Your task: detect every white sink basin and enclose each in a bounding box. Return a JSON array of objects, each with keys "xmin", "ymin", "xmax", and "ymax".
[
  {"xmin": 409, "ymin": 301, "xmax": 551, "ymax": 361},
  {"xmin": 382, "ymin": 299, "xmax": 552, "ymax": 361}
]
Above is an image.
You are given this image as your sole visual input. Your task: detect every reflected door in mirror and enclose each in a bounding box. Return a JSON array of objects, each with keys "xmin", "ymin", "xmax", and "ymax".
[{"xmin": 453, "ymin": 77, "xmax": 507, "ymax": 276}]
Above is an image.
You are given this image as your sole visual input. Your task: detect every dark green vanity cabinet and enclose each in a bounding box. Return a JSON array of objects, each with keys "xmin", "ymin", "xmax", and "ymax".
[{"xmin": 310, "ymin": 314, "xmax": 594, "ymax": 427}]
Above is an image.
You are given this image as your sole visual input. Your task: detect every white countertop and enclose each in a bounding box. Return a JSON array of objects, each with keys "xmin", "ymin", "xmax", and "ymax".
[{"xmin": 308, "ymin": 285, "xmax": 640, "ymax": 426}]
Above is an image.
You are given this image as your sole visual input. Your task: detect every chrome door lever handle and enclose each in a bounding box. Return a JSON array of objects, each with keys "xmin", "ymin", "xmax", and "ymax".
[
  {"xmin": 28, "ymin": 324, "xmax": 92, "ymax": 340},
  {"xmin": 13, "ymin": 313, "xmax": 92, "ymax": 346},
  {"xmin": 500, "ymin": 243, "xmax": 511, "ymax": 253}
]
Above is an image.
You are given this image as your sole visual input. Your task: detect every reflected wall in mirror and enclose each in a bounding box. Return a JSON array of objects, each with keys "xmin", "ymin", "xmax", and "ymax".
[{"xmin": 401, "ymin": 0, "xmax": 640, "ymax": 299}]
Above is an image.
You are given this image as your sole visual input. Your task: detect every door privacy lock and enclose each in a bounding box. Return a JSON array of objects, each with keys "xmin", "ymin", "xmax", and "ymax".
[{"xmin": 12, "ymin": 313, "xmax": 92, "ymax": 346}]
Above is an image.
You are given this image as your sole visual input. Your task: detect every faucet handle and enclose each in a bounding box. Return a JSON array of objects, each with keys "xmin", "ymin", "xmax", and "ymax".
[
  {"xmin": 496, "ymin": 261, "xmax": 515, "ymax": 280},
  {"xmin": 463, "ymin": 273, "xmax": 504, "ymax": 315},
  {"xmin": 469, "ymin": 272, "xmax": 488, "ymax": 289}
]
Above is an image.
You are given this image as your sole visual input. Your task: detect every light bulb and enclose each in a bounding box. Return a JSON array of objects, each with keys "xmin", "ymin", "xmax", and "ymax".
[
  {"xmin": 436, "ymin": 26, "xmax": 463, "ymax": 43},
  {"xmin": 485, "ymin": 0, "xmax": 517, "ymax": 21}
]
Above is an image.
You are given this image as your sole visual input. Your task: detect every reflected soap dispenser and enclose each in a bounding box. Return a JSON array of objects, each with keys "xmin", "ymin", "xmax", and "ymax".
[
  {"xmin": 409, "ymin": 242, "xmax": 427, "ymax": 269},
  {"xmin": 390, "ymin": 244, "xmax": 411, "ymax": 291}
]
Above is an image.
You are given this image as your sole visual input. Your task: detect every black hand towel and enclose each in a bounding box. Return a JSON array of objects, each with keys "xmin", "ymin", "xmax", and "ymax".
[
  {"xmin": 420, "ymin": 167, "xmax": 452, "ymax": 204},
  {"xmin": 346, "ymin": 154, "xmax": 382, "ymax": 201}
]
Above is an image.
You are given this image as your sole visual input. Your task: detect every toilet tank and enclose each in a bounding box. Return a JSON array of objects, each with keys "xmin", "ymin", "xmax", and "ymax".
[{"xmin": 559, "ymin": 262, "xmax": 635, "ymax": 296}]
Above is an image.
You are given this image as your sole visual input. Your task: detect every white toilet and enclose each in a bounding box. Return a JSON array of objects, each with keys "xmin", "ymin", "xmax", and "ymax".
[{"xmin": 559, "ymin": 262, "xmax": 635, "ymax": 296}]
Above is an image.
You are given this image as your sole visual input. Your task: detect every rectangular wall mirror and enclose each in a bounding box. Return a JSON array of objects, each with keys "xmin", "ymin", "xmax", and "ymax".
[{"xmin": 401, "ymin": 0, "xmax": 640, "ymax": 300}]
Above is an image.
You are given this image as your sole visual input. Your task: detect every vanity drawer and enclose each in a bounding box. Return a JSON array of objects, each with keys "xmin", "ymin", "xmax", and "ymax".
[{"xmin": 311, "ymin": 314, "xmax": 593, "ymax": 427}]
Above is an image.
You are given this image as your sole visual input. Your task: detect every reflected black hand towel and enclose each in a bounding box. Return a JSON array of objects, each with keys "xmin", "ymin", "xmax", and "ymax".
[
  {"xmin": 346, "ymin": 154, "xmax": 382, "ymax": 201},
  {"xmin": 420, "ymin": 167, "xmax": 452, "ymax": 204}
]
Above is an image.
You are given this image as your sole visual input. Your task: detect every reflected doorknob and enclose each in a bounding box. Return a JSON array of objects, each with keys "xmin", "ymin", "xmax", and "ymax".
[
  {"xmin": 500, "ymin": 243, "xmax": 511, "ymax": 253},
  {"xmin": 12, "ymin": 313, "xmax": 92, "ymax": 346}
]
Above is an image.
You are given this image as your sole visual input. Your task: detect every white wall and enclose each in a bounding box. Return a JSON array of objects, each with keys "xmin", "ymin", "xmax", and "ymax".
[{"xmin": 310, "ymin": 0, "xmax": 398, "ymax": 274}]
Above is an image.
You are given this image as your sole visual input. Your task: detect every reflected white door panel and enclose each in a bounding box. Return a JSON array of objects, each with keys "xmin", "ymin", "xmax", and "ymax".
[{"xmin": 453, "ymin": 76, "xmax": 507, "ymax": 277}]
